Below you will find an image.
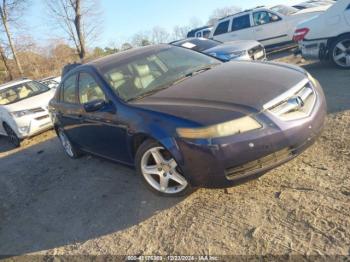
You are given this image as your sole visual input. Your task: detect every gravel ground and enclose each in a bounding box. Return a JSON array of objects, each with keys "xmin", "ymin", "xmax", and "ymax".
[{"xmin": 0, "ymin": 53, "xmax": 349, "ymax": 258}]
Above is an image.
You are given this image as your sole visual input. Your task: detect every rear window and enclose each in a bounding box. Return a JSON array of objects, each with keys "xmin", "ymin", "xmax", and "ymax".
[
  {"xmin": 232, "ymin": 15, "xmax": 251, "ymax": 31},
  {"xmin": 213, "ymin": 20, "xmax": 230, "ymax": 36}
]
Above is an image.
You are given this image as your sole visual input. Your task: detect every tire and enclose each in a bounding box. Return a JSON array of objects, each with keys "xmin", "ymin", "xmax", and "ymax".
[
  {"xmin": 135, "ymin": 139, "xmax": 192, "ymax": 197},
  {"xmin": 330, "ymin": 34, "xmax": 350, "ymax": 69},
  {"xmin": 3, "ymin": 123, "xmax": 20, "ymax": 147},
  {"xmin": 57, "ymin": 128, "xmax": 81, "ymax": 158}
]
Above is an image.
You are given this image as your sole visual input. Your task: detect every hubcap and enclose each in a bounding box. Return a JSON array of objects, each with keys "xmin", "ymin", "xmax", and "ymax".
[
  {"xmin": 333, "ymin": 40, "xmax": 350, "ymax": 68},
  {"xmin": 141, "ymin": 146, "xmax": 188, "ymax": 194},
  {"xmin": 58, "ymin": 130, "xmax": 74, "ymax": 157}
]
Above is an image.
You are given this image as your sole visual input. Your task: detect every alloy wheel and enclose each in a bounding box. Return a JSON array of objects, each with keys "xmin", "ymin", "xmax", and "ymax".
[
  {"xmin": 58, "ymin": 130, "xmax": 74, "ymax": 157},
  {"xmin": 140, "ymin": 146, "xmax": 188, "ymax": 194},
  {"xmin": 332, "ymin": 39, "xmax": 350, "ymax": 68}
]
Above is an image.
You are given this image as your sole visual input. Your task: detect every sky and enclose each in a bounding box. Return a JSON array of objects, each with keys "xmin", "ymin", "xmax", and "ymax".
[{"xmin": 23, "ymin": 0, "xmax": 302, "ymax": 48}]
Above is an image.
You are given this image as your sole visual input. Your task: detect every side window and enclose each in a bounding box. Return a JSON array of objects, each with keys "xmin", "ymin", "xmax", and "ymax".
[
  {"xmin": 78, "ymin": 72, "xmax": 106, "ymax": 104},
  {"xmin": 253, "ymin": 11, "xmax": 281, "ymax": 26},
  {"xmin": 232, "ymin": 14, "xmax": 251, "ymax": 31},
  {"xmin": 203, "ymin": 30, "xmax": 211, "ymax": 38},
  {"xmin": 195, "ymin": 31, "xmax": 202, "ymax": 38},
  {"xmin": 61, "ymin": 74, "xmax": 77, "ymax": 103},
  {"xmin": 347, "ymin": 4, "xmax": 350, "ymax": 10},
  {"xmin": 213, "ymin": 20, "xmax": 230, "ymax": 36}
]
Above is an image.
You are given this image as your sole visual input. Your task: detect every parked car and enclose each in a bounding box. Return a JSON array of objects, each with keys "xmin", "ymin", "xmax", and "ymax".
[
  {"xmin": 294, "ymin": 0, "xmax": 350, "ymax": 69},
  {"xmin": 0, "ymin": 79, "xmax": 55, "ymax": 147},
  {"xmin": 187, "ymin": 26, "xmax": 212, "ymax": 38},
  {"xmin": 170, "ymin": 37, "xmax": 266, "ymax": 61},
  {"xmin": 49, "ymin": 44, "xmax": 326, "ymax": 196},
  {"xmin": 210, "ymin": 5, "xmax": 329, "ymax": 48},
  {"xmin": 293, "ymin": 0, "xmax": 335, "ymax": 10},
  {"xmin": 39, "ymin": 76, "xmax": 61, "ymax": 89}
]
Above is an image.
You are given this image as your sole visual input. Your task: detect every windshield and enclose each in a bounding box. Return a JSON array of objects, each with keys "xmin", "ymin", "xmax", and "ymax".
[
  {"xmin": 271, "ymin": 5, "xmax": 298, "ymax": 15},
  {"xmin": 174, "ymin": 38, "xmax": 221, "ymax": 52},
  {"xmin": 0, "ymin": 81, "xmax": 50, "ymax": 105},
  {"xmin": 102, "ymin": 46, "xmax": 221, "ymax": 101}
]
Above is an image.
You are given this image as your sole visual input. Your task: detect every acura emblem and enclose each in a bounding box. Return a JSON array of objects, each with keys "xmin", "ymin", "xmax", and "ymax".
[{"xmin": 288, "ymin": 96, "xmax": 304, "ymax": 110}]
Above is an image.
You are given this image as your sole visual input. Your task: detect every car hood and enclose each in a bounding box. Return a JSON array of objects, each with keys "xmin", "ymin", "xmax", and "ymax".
[
  {"xmin": 131, "ymin": 61, "xmax": 307, "ymax": 126},
  {"xmin": 204, "ymin": 40, "xmax": 260, "ymax": 54},
  {"xmin": 4, "ymin": 89, "xmax": 56, "ymax": 112},
  {"xmin": 294, "ymin": 5, "xmax": 330, "ymax": 15}
]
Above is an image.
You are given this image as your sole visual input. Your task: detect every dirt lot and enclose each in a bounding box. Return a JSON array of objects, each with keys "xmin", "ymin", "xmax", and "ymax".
[{"xmin": 0, "ymin": 53, "xmax": 349, "ymax": 257}]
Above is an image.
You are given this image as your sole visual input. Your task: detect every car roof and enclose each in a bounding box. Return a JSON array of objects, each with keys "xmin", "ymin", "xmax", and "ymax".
[
  {"xmin": 87, "ymin": 44, "xmax": 172, "ymax": 71},
  {"xmin": 170, "ymin": 37, "xmax": 219, "ymax": 45},
  {"xmin": 218, "ymin": 6, "xmax": 266, "ymax": 21},
  {"xmin": 0, "ymin": 79, "xmax": 31, "ymax": 91}
]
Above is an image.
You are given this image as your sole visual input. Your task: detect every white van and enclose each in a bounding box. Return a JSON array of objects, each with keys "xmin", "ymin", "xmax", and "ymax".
[
  {"xmin": 209, "ymin": 6, "xmax": 329, "ymax": 48},
  {"xmin": 294, "ymin": 0, "xmax": 350, "ymax": 68}
]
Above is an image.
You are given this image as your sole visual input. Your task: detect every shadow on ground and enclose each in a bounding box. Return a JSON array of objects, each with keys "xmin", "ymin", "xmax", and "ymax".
[{"xmin": 0, "ymin": 137, "xmax": 184, "ymax": 255}]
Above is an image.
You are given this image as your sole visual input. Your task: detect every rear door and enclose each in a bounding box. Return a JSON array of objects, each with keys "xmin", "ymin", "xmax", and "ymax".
[
  {"xmin": 57, "ymin": 73, "xmax": 84, "ymax": 144},
  {"xmin": 230, "ymin": 14, "xmax": 255, "ymax": 40},
  {"xmin": 252, "ymin": 11, "xmax": 288, "ymax": 46}
]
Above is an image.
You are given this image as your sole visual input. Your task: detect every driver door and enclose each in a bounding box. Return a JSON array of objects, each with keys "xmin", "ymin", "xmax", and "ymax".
[
  {"xmin": 77, "ymin": 71, "xmax": 131, "ymax": 163},
  {"xmin": 252, "ymin": 11, "xmax": 288, "ymax": 47}
]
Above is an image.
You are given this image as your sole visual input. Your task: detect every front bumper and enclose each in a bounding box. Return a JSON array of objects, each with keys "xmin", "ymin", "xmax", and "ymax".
[
  {"xmin": 175, "ymin": 81, "xmax": 327, "ymax": 188},
  {"xmin": 299, "ymin": 39, "xmax": 328, "ymax": 60},
  {"xmin": 13, "ymin": 113, "xmax": 53, "ymax": 139}
]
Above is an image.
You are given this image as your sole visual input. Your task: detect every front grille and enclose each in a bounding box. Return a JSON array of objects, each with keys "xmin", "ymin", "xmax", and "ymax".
[
  {"xmin": 264, "ymin": 79, "xmax": 316, "ymax": 121},
  {"xmin": 35, "ymin": 114, "xmax": 49, "ymax": 120},
  {"xmin": 225, "ymin": 148, "xmax": 294, "ymax": 180},
  {"xmin": 29, "ymin": 107, "xmax": 46, "ymax": 113},
  {"xmin": 248, "ymin": 45, "xmax": 265, "ymax": 60}
]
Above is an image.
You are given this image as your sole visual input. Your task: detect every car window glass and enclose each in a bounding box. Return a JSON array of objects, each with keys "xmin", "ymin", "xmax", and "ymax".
[
  {"xmin": 203, "ymin": 30, "xmax": 211, "ymax": 38},
  {"xmin": 232, "ymin": 14, "xmax": 251, "ymax": 31},
  {"xmin": 78, "ymin": 72, "xmax": 106, "ymax": 104},
  {"xmin": 62, "ymin": 75, "xmax": 77, "ymax": 103},
  {"xmin": 253, "ymin": 11, "xmax": 281, "ymax": 26},
  {"xmin": 347, "ymin": 4, "xmax": 350, "ymax": 10},
  {"xmin": 102, "ymin": 47, "xmax": 220, "ymax": 101},
  {"xmin": 213, "ymin": 20, "xmax": 230, "ymax": 36}
]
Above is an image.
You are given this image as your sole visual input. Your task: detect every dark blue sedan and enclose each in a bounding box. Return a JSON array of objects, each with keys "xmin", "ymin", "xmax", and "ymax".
[{"xmin": 49, "ymin": 45, "xmax": 326, "ymax": 196}]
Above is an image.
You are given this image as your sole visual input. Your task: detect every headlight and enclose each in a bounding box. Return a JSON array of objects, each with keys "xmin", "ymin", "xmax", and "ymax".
[
  {"xmin": 307, "ymin": 72, "xmax": 318, "ymax": 87},
  {"xmin": 12, "ymin": 110, "xmax": 34, "ymax": 118},
  {"xmin": 227, "ymin": 50, "xmax": 247, "ymax": 59},
  {"xmin": 177, "ymin": 116, "xmax": 262, "ymax": 139},
  {"xmin": 209, "ymin": 50, "xmax": 247, "ymax": 61}
]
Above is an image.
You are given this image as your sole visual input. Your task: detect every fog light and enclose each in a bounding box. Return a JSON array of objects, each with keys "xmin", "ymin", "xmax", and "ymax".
[{"xmin": 18, "ymin": 126, "xmax": 29, "ymax": 134}]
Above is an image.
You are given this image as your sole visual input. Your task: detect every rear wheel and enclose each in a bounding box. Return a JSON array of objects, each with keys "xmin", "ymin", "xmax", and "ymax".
[
  {"xmin": 57, "ymin": 128, "xmax": 81, "ymax": 158},
  {"xmin": 330, "ymin": 34, "xmax": 350, "ymax": 69},
  {"xmin": 135, "ymin": 140, "xmax": 191, "ymax": 197},
  {"xmin": 3, "ymin": 123, "xmax": 20, "ymax": 147}
]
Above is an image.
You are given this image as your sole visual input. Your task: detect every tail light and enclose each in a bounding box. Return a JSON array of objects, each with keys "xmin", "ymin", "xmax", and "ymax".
[{"xmin": 293, "ymin": 28, "xmax": 309, "ymax": 42}]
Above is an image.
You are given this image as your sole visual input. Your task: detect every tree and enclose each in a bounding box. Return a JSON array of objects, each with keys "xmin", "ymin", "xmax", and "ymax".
[
  {"xmin": 172, "ymin": 25, "xmax": 191, "ymax": 40},
  {"xmin": 151, "ymin": 26, "xmax": 170, "ymax": 44},
  {"xmin": 121, "ymin": 43, "xmax": 132, "ymax": 51},
  {"xmin": 132, "ymin": 32, "xmax": 151, "ymax": 47},
  {"xmin": 47, "ymin": 0, "xmax": 102, "ymax": 60},
  {"xmin": 0, "ymin": 43, "xmax": 12, "ymax": 80},
  {"xmin": 0, "ymin": 0, "xmax": 26, "ymax": 75},
  {"xmin": 207, "ymin": 6, "xmax": 242, "ymax": 26}
]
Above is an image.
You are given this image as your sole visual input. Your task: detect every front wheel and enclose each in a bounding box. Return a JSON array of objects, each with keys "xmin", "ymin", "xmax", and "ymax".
[
  {"xmin": 3, "ymin": 123, "xmax": 20, "ymax": 147},
  {"xmin": 135, "ymin": 140, "xmax": 192, "ymax": 197},
  {"xmin": 330, "ymin": 35, "xmax": 350, "ymax": 69},
  {"xmin": 57, "ymin": 128, "xmax": 81, "ymax": 158}
]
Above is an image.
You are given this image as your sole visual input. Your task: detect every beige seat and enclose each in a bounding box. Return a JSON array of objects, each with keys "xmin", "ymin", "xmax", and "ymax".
[
  {"xmin": 18, "ymin": 86, "xmax": 31, "ymax": 99},
  {"xmin": 109, "ymin": 71, "xmax": 126, "ymax": 91},
  {"xmin": 0, "ymin": 98, "xmax": 9, "ymax": 104},
  {"xmin": 134, "ymin": 64, "xmax": 155, "ymax": 89}
]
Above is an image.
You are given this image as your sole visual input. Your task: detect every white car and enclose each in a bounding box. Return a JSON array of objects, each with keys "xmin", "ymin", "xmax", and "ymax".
[
  {"xmin": 0, "ymin": 79, "xmax": 55, "ymax": 147},
  {"xmin": 209, "ymin": 5, "xmax": 329, "ymax": 48},
  {"xmin": 294, "ymin": 0, "xmax": 350, "ymax": 69},
  {"xmin": 187, "ymin": 26, "xmax": 212, "ymax": 38},
  {"xmin": 39, "ymin": 76, "xmax": 61, "ymax": 89}
]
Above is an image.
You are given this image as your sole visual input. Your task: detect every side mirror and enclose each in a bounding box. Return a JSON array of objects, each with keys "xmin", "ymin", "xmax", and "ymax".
[
  {"xmin": 84, "ymin": 99, "xmax": 106, "ymax": 112},
  {"xmin": 271, "ymin": 15, "xmax": 279, "ymax": 22}
]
